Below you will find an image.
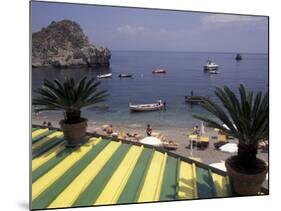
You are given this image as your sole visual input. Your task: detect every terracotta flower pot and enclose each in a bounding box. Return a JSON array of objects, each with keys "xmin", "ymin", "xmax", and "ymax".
[
  {"xmin": 60, "ymin": 118, "xmax": 88, "ymax": 146},
  {"xmin": 225, "ymin": 157, "xmax": 268, "ymax": 195}
]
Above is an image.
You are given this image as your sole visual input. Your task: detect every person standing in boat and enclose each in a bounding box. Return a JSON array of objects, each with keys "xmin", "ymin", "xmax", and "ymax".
[
  {"xmin": 158, "ymin": 98, "xmax": 163, "ymax": 105},
  {"xmin": 191, "ymin": 90, "xmax": 194, "ymax": 97},
  {"xmin": 146, "ymin": 124, "xmax": 152, "ymax": 136},
  {"xmin": 163, "ymin": 101, "xmax": 167, "ymax": 110}
]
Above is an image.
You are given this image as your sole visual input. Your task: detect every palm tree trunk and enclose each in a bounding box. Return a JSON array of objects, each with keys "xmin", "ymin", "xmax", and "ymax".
[
  {"xmin": 237, "ymin": 142, "xmax": 258, "ymax": 168},
  {"xmin": 65, "ymin": 110, "xmax": 82, "ymax": 123}
]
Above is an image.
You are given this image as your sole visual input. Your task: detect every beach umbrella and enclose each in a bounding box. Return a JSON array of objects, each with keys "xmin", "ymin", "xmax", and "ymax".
[
  {"xmin": 140, "ymin": 137, "xmax": 162, "ymax": 146},
  {"xmin": 200, "ymin": 121, "xmax": 205, "ymax": 135},
  {"xmin": 210, "ymin": 162, "xmax": 226, "ymax": 172},
  {"xmin": 219, "ymin": 143, "xmax": 238, "ymax": 153},
  {"xmin": 190, "ymin": 139, "xmax": 193, "ymax": 156}
]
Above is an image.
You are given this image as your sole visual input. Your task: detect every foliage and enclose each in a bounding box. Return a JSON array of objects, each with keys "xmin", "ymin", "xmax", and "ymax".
[
  {"xmin": 193, "ymin": 84, "xmax": 268, "ymax": 168},
  {"xmin": 33, "ymin": 76, "xmax": 108, "ymax": 123},
  {"xmin": 193, "ymin": 84, "xmax": 268, "ymax": 145}
]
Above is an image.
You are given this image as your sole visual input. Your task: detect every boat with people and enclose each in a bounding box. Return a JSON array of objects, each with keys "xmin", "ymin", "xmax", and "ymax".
[
  {"xmin": 235, "ymin": 53, "xmax": 243, "ymax": 61},
  {"xmin": 118, "ymin": 73, "xmax": 133, "ymax": 78},
  {"xmin": 129, "ymin": 103, "xmax": 164, "ymax": 112},
  {"xmin": 185, "ymin": 96, "xmax": 209, "ymax": 104},
  {"xmin": 152, "ymin": 68, "xmax": 166, "ymax": 74},
  {"xmin": 185, "ymin": 91, "xmax": 209, "ymax": 104},
  {"xmin": 97, "ymin": 73, "xmax": 112, "ymax": 79},
  {"xmin": 203, "ymin": 59, "xmax": 219, "ymax": 71}
]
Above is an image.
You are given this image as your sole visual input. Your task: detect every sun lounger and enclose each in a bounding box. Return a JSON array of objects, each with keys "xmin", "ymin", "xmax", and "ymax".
[
  {"xmin": 163, "ymin": 141, "xmax": 178, "ymax": 150},
  {"xmin": 214, "ymin": 135, "xmax": 229, "ymax": 149},
  {"xmin": 189, "ymin": 134, "xmax": 198, "ymax": 140},
  {"xmin": 218, "ymin": 135, "xmax": 226, "ymax": 142},
  {"xmin": 197, "ymin": 136, "xmax": 209, "ymax": 149}
]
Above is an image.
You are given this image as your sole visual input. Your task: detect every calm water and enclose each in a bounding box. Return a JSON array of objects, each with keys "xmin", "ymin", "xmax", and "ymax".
[{"xmin": 32, "ymin": 51, "xmax": 268, "ymax": 129}]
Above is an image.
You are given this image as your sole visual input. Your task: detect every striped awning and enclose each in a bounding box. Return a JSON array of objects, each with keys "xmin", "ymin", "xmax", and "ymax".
[{"xmin": 31, "ymin": 126, "xmax": 233, "ymax": 210}]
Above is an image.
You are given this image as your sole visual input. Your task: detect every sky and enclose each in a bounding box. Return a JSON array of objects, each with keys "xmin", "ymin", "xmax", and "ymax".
[{"xmin": 31, "ymin": 1, "xmax": 268, "ymax": 53}]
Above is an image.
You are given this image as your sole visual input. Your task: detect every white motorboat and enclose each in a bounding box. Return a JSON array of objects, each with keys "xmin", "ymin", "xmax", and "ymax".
[
  {"xmin": 97, "ymin": 73, "xmax": 112, "ymax": 79},
  {"xmin": 129, "ymin": 103, "xmax": 164, "ymax": 112},
  {"xmin": 152, "ymin": 68, "xmax": 166, "ymax": 74},
  {"xmin": 203, "ymin": 59, "xmax": 219, "ymax": 71}
]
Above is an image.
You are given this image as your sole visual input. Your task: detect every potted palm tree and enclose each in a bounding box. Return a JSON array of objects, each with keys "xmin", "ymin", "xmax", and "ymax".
[
  {"xmin": 193, "ymin": 84, "xmax": 268, "ymax": 195},
  {"xmin": 33, "ymin": 77, "xmax": 108, "ymax": 146}
]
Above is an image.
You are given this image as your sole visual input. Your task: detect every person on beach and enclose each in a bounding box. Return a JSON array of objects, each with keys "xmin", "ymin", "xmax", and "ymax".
[
  {"xmin": 106, "ymin": 125, "xmax": 113, "ymax": 135},
  {"xmin": 158, "ymin": 98, "xmax": 162, "ymax": 105},
  {"xmin": 191, "ymin": 90, "xmax": 194, "ymax": 96},
  {"xmin": 47, "ymin": 122, "xmax": 52, "ymax": 127},
  {"xmin": 146, "ymin": 124, "xmax": 152, "ymax": 136},
  {"xmin": 42, "ymin": 121, "xmax": 47, "ymax": 128},
  {"xmin": 193, "ymin": 125, "xmax": 200, "ymax": 135}
]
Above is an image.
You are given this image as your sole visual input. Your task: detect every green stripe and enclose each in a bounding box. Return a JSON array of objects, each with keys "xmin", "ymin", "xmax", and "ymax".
[
  {"xmin": 32, "ymin": 137, "xmax": 64, "ymax": 159},
  {"xmin": 31, "ymin": 139, "xmax": 109, "ymax": 210},
  {"xmin": 175, "ymin": 158, "xmax": 181, "ymax": 199},
  {"xmin": 32, "ymin": 130, "xmax": 56, "ymax": 143},
  {"xmin": 74, "ymin": 143, "xmax": 131, "ymax": 206},
  {"xmin": 117, "ymin": 148, "xmax": 154, "ymax": 204},
  {"xmin": 32, "ymin": 146, "xmax": 71, "ymax": 183},
  {"xmin": 159, "ymin": 156, "xmax": 178, "ymax": 201},
  {"xmin": 196, "ymin": 167, "xmax": 214, "ymax": 198},
  {"xmin": 207, "ymin": 170, "xmax": 217, "ymax": 197},
  {"xmin": 32, "ymin": 128, "xmax": 38, "ymax": 132}
]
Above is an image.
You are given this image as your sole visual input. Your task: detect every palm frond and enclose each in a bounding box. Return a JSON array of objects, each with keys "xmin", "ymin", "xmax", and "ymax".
[
  {"xmin": 32, "ymin": 77, "xmax": 108, "ymax": 114},
  {"xmin": 193, "ymin": 84, "xmax": 268, "ymax": 146}
]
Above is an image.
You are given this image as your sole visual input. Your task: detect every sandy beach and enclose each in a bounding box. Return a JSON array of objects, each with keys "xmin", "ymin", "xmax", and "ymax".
[{"xmin": 32, "ymin": 113, "xmax": 268, "ymax": 166}]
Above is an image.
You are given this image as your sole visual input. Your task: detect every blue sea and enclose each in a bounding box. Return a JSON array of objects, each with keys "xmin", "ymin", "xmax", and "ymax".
[{"xmin": 32, "ymin": 51, "xmax": 268, "ymax": 129}]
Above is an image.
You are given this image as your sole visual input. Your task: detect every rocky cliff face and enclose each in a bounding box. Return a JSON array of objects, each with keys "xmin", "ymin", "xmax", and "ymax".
[{"xmin": 32, "ymin": 20, "xmax": 111, "ymax": 68}]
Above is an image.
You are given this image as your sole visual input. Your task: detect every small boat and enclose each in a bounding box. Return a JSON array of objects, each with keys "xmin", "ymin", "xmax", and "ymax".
[
  {"xmin": 209, "ymin": 70, "xmax": 219, "ymax": 74},
  {"xmin": 185, "ymin": 96, "xmax": 209, "ymax": 104},
  {"xmin": 129, "ymin": 103, "xmax": 164, "ymax": 112},
  {"xmin": 203, "ymin": 59, "xmax": 219, "ymax": 71},
  {"xmin": 152, "ymin": 68, "xmax": 166, "ymax": 74},
  {"xmin": 97, "ymin": 73, "xmax": 112, "ymax": 79},
  {"xmin": 118, "ymin": 73, "xmax": 133, "ymax": 78},
  {"xmin": 235, "ymin": 53, "xmax": 243, "ymax": 61}
]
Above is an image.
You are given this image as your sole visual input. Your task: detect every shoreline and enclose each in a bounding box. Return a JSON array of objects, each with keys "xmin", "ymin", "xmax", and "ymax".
[{"xmin": 32, "ymin": 114, "xmax": 268, "ymax": 165}]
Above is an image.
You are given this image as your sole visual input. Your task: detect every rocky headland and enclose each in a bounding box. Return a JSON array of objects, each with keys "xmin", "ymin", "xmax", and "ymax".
[{"xmin": 32, "ymin": 19, "xmax": 111, "ymax": 68}]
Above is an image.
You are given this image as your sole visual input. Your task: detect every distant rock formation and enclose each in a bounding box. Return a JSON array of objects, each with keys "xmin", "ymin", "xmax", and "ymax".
[{"xmin": 32, "ymin": 19, "xmax": 111, "ymax": 68}]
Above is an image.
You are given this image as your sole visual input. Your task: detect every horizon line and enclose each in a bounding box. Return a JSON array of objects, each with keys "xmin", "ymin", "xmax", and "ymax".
[{"xmin": 110, "ymin": 49, "xmax": 268, "ymax": 54}]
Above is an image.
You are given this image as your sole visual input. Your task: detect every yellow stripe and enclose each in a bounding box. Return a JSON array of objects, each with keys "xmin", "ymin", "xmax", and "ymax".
[
  {"xmin": 211, "ymin": 173, "xmax": 229, "ymax": 197},
  {"xmin": 32, "ymin": 142, "xmax": 65, "ymax": 171},
  {"xmin": 32, "ymin": 131, "xmax": 63, "ymax": 151},
  {"xmin": 154, "ymin": 153, "xmax": 167, "ymax": 200},
  {"xmin": 48, "ymin": 140, "xmax": 121, "ymax": 208},
  {"xmin": 192, "ymin": 163, "xmax": 198, "ymax": 198},
  {"xmin": 95, "ymin": 145, "xmax": 144, "ymax": 205},
  {"xmin": 178, "ymin": 161, "xmax": 197, "ymax": 199},
  {"xmin": 32, "ymin": 128, "xmax": 48, "ymax": 139},
  {"xmin": 137, "ymin": 151, "xmax": 166, "ymax": 202},
  {"xmin": 32, "ymin": 137, "xmax": 100, "ymax": 200}
]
